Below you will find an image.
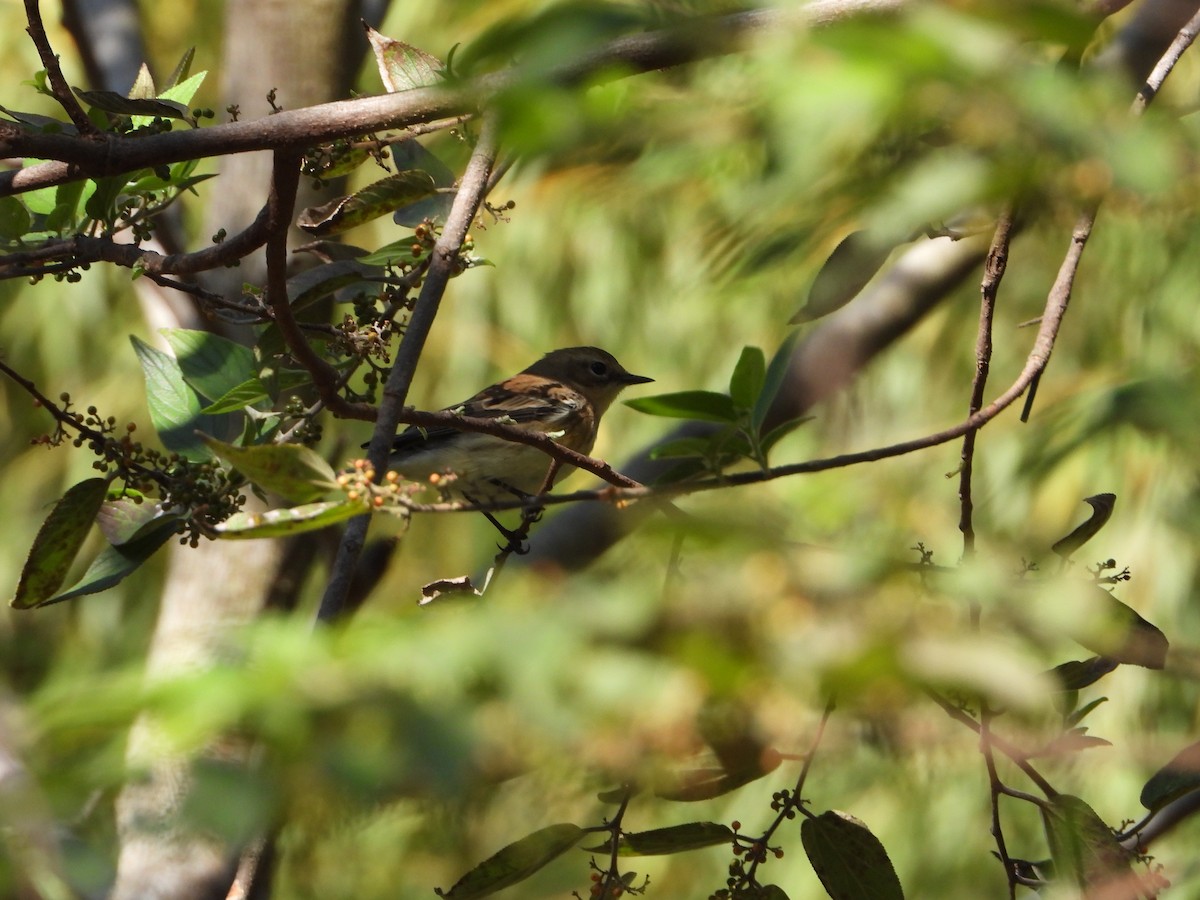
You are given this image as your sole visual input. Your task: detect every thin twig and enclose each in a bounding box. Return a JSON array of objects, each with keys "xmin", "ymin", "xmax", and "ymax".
[
  {"xmin": 1018, "ymin": 209, "xmax": 1094, "ymax": 422},
  {"xmin": 959, "ymin": 209, "xmax": 1013, "ymax": 557},
  {"xmin": 0, "ymin": 356, "xmax": 169, "ymax": 488},
  {"xmin": 260, "ymin": 150, "xmax": 374, "ymax": 422},
  {"xmin": 1132, "ymin": 6, "xmax": 1200, "ymax": 114},
  {"xmin": 925, "ymin": 690, "xmax": 1057, "ymax": 798}
]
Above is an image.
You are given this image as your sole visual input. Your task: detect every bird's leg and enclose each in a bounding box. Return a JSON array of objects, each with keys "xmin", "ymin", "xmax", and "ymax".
[{"xmin": 463, "ymin": 491, "xmax": 531, "ymax": 555}]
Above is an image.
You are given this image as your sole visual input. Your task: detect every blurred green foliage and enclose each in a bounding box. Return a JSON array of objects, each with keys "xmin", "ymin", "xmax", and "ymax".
[{"xmin": 3, "ymin": 1, "xmax": 1200, "ymax": 898}]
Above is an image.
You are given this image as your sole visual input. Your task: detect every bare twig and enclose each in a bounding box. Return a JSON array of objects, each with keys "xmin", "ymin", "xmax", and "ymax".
[
  {"xmin": 959, "ymin": 210, "xmax": 1014, "ymax": 556},
  {"xmin": 1132, "ymin": 5, "xmax": 1200, "ymax": 113},
  {"xmin": 1018, "ymin": 210, "xmax": 1095, "ymax": 422},
  {"xmin": 260, "ymin": 150, "xmax": 374, "ymax": 422},
  {"xmin": 925, "ymin": 691, "xmax": 1057, "ymax": 798}
]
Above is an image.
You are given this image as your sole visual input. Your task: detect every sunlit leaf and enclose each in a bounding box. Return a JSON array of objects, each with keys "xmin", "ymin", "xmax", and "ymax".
[
  {"xmin": 130, "ymin": 335, "xmax": 221, "ymax": 461},
  {"xmin": 436, "ymin": 823, "xmax": 585, "ymax": 899},
  {"xmin": 202, "ymin": 436, "xmax": 339, "ymax": 504},
  {"xmin": 10, "ymin": 478, "xmax": 108, "ymax": 609},
  {"xmin": 199, "ymin": 378, "xmax": 272, "ymax": 415},
  {"xmin": 801, "ymin": 810, "xmax": 905, "ymax": 900},
  {"xmin": 214, "ymin": 501, "xmax": 366, "ymax": 539}
]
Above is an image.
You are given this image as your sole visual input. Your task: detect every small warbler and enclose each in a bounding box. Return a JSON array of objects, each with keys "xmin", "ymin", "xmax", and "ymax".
[{"xmin": 386, "ymin": 346, "xmax": 653, "ymax": 499}]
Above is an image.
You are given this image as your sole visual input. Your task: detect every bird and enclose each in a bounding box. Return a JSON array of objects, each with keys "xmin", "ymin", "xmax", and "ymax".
[{"xmin": 384, "ymin": 346, "xmax": 653, "ymax": 501}]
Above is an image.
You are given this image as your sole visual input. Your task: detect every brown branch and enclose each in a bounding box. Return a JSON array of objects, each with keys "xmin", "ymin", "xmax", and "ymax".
[
  {"xmin": 959, "ymin": 210, "xmax": 1014, "ymax": 556},
  {"xmin": 23, "ymin": 0, "xmax": 97, "ymax": 135},
  {"xmin": 1132, "ymin": 5, "xmax": 1200, "ymax": 113},
  {"xmin": 0, "ymin": 198, "xmax": 275, "ymax": 280},
  {"xmin": 0, "ymin": 356, "xmax": 169, "ymax": 488},
  {"xmin": 259, "ymin": 150, "xmax": 374, "ymax": 422}
]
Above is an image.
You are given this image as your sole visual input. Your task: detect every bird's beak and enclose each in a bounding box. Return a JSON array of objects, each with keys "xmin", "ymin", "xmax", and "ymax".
[{"xmin": 621, "ymin": 372, "xmax": 654, "ymax": 385}]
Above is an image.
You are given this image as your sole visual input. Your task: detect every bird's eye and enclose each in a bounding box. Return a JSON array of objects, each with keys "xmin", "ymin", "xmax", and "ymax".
[{"xmin": 589, "ymin": 361, "xmax": 609, "ymax": 377}]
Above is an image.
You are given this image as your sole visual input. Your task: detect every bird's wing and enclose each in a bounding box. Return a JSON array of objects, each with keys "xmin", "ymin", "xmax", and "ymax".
[{"xmin": 383, "ymin": 378, "xmax": 581, "ymax": 454}]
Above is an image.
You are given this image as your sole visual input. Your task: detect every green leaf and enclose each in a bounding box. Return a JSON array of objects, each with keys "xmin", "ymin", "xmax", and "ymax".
[
  {"xmin": 761, "ymin": 415, "xmax": 812, "ymax": 455},
  {"xmin": 752, "ymin": 330, "xmax": 801, "ymax": 432},
  {"xmin": 729, "ymin": 346, "xmax": 766, "ymax": 411},
  {"xmin": 1042, "ymin": 794, "xmax": 1133, "ymax": 889},
  {"xmin": 202, "ymin": 437, "xmax": 339, "ymax": 504},
  {"xmin": 625, "ymin": 391, "xmax": 739, "ymax": 423},
  {"xmin": 437, "ymin": 824, "xmax": 585, "ymax": 900},
  {"xmin": 165, "ymin": 47, "xmax": 196, "ymax": 89},
  {"xmin": 163, "ymin": 328, "xmax": 258, "ymax": 403},
  {"xmin": 214, "ymin": 500, "xmax": 367, "ymax": 539},
  {"xmin": 0, "ymin": 195, "xmax": 32, "ymax": 240},
  {"xmin": 157, "ymin": 70, "xmax": 206, "ymax": 109},
  {"xmin": 199, "ymin": 378, "xmax": 272, "ymax": 415},
  {"xmin": 296, "ymin": 171, "xmax": 439, "ymax": 237},
  {"xmin": 801, "ymin": 810, "xmax": 905, "ymax": 900},
  {"xmin": 10, "ymin": 478, "xmax": 108, "ymax": 609},
  {"xmin": 130, "ymin": 335, "xmax": 219, "ymax": 461},
  {"xmin": 1051, "ymin": 493, "xmax": 1116, "ymax": 560},
  {"xmin": 584, "ymin": 822, "xmax": 735, "ymax": 856},
  {"xmin": 1141, "ymin": 741, "xmax": 1200, "ymax": 812},
  {"xmin": 44, "ymin": 515, "xmax": 180, "ymax": 605}
]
